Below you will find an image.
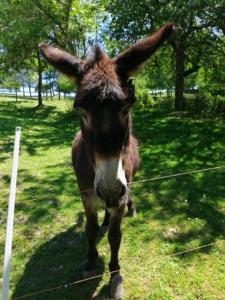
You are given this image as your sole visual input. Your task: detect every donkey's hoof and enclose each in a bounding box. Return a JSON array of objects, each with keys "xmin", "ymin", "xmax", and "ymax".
[
  {"xmin": 110, "ymin": 274, "xmax": 124, "ymax": 299},
  {"xmin": 83, "ymin": 269, "xmax": 97, "ymax": 279}
]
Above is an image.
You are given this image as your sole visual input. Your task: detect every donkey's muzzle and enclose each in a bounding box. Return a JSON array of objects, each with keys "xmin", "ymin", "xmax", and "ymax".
[
  {"xmin": 94, "ymin": 155, "xmax": 127, "ymax": 207},
  {"xmin": 95, "ymin": 181, "xmax": 127, "ymax": 208}
]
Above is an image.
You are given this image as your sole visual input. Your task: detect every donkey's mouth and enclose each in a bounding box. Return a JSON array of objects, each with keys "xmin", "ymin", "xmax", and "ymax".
[{"xmin": 95, "ymin": 186, "xmax": 127, "ymax": 208}]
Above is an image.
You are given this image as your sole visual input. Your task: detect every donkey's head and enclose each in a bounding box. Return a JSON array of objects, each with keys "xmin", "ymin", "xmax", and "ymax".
[{"xmin": 39, "ymin": 23, "xmax": 175, "ymax": 208}]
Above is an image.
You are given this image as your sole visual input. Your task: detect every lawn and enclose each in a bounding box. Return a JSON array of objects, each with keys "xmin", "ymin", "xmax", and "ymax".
[{"xmin": 0, "ymin": 97, "xmax": 225, "ymax": 300}]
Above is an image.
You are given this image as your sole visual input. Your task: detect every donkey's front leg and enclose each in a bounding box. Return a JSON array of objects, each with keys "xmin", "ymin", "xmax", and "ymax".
[
  {"xmin": 108, "ymin": 205, "xmax": 125, "ymax": 299},
  {"xmin": 82, "ymin": 194, "xmax": 99, "ymax": 278}
]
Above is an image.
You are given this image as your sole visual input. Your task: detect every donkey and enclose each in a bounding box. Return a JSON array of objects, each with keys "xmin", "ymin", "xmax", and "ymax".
[{"xmin": 39, "ymin": 22, "xmax": 175, "ymax": 299}]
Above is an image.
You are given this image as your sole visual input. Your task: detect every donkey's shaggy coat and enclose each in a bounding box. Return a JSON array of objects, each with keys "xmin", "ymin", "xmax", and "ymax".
[{"xmin": 39, "ymin": 22, "xmax": 175, "ymax": 299}]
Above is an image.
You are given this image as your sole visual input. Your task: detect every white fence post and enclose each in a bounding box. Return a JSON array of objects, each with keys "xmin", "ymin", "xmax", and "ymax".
[{"xmin": 2, "ymin": 127, "xmax": 21, "ymax": 300}]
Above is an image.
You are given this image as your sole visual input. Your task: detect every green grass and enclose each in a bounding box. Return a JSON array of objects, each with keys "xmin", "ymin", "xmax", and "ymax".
[{"xmin": 0, "ymin": 97, "xmax": 225, "ymax": 300}]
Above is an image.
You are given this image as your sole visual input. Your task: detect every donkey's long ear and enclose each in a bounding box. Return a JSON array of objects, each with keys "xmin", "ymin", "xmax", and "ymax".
[
  {"xmin": 38, "ymin": 43, "xmax": 83, "ymax": 79},
  {"xmin": 114, "ymin": 23, "xmax": 175, "ymax": 76}
]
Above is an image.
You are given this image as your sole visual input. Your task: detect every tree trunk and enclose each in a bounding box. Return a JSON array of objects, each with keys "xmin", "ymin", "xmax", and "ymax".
[
  {"xmin": 175, "ymin": 45, "xmax": 185, "ymax": 110},
  {"xmin": 82, "ymin": 36, "xmax": 86, "ymax": 56},
  {"xmin": 28, "ymin": 79, "xmax": 32, "ymax": 98},
  {"xmin": 58, "ymin": 87, "xmax": 61, "ymax": 100},
  {"xmin": 22, "ymin": 84, "xmax": 25, "ymax": 97},
  {"xmin": 50, "ymin": 86, "xmax": 53, "ymax": 100},
  {"xmin": 37, "ymin": 51, "xmax": 43, "ymax": 107}
]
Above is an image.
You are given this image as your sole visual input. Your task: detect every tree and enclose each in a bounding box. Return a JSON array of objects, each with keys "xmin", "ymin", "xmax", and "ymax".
[
  {"xmin": 0, "ymin": 0, "xmax": 51, "ymax": 106},
  {"xmin": 57, "ymin": 75, "xmax": 75, "ymax": 99},
  {"xmin": 0, "ymin": 0, "xmax": 103, "ymax": 106},
  {"xmin": 106, "ymin": 0, "xmax": 225, "ymax": 110},
  {"xmin": 1, "ymin": 80, "xmax": 21, "ymax": 101}
]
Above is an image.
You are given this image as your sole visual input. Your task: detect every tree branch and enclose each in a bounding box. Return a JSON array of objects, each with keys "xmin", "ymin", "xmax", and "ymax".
[
  {"xmin": 32, "ymin": 0, "xmax": 66, "ymax": 36},
  {"xmin": 184, "ymin": 65, "xmax": 201, "ymax": 77},
  {"xmin": 169, "ymin": 40, "xmax": 177, "ymax": 52},
  {"xmin": 183, "ymin": 18, "xmax": 218, "ymax": 38}
]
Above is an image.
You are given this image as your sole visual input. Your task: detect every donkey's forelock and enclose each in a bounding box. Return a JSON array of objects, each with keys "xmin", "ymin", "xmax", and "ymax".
[
  {"xmin": 86, "ymin": 44, "xmax": 109, "ymax": 65},
  {"xmin": 80, "ymin": 45, "xmax": 126, "ymax": 103},
  {"xmin": 80, "ymin": 71, "xmax": 125, "ymax": 104}
]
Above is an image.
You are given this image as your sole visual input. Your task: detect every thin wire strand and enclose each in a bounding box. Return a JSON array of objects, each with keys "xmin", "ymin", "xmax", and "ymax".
[
  {"xmin": 12, "ymin": 270, "xmax": 119, "ymax": 300},
  {"xmin": 11, "ymin": 165, "xmax": 225, "ymax": 299},
  {"xmin": 78, "ymin": 164, "xmax": 225, "ymax": 194},
  {"xmin": 128, "ymin": 165, "xmax": 225, "ymax": 185},
  {"xmin": 11, "ymin": 165, "xmax": 225, "ymax": 204},
  {"xmin": 169, "ymin": 240, "xmax": 225, "ymax": 257},
  {"xmin": 12, "ymin": 239, "xmax": 225, "ymax": 300}
]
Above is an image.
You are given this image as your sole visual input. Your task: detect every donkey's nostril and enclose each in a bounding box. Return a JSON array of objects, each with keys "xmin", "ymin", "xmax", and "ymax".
[
  {"xmin": 119, "ymin": 184, "xmax": 127, "ymax": 198},
  {"xmin": 95, "ymin": 182, "xmax": 127, "ymax": 203}
]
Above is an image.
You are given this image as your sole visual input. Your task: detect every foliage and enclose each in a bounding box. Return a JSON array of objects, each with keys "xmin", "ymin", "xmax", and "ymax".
[
  {"xmin": 0, "ymin": 0, "xmax": 105, "ymax": 105},
  {"xmin": 58, "ymin": 75, "xmax": 76, "ymax": 93},
  {"xmin": 133, "ymin": 75, "xmax": 155, "ymax": 109},
  {"xmin": 196, "ymin": 44, "xmax": 225, "ymax": 96},
  {"xmin": 0, "ymin": 81, "xmax": 20, "ymax": 91},
  {"xmin": 0, "ymin": 0, "xmax": 47, "ymax": 69},
  {"xmin": 106, "ymin": 0, "xmax": 225, "ymax": 110},
  {"xmin": 0, "ymin": 0, "xmax": 105, "ymax": 66},
  {"xmin": 185, "ymin": 42, "xmax": 225, "ymax": 115},
  {"xmin": 186, "ymin": 91, "xmax": 225, "ymax": 116},
  {"xmin": 139, "ymin": 47, "xmax": 175, "ymax": 90}
]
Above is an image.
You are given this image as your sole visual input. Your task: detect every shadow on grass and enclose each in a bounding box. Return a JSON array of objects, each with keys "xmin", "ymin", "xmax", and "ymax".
[
  {"xmin": 14, "ymin": 166, "xmax": 76, "ymax": 225},
  {"xmin": 0, "ymin": 99, "xmax": 79, "ymax": 161},
  {"xmin": 132, "ymin": 103, "xmax": 225, "ymax": 254},
  {"xmin": 12, "ymin": 213, "xmax": 110, "ymax": 300}
]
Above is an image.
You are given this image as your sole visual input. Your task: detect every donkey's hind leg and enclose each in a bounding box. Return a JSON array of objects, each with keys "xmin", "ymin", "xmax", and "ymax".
[
  {"xmin": 101, "ymin": 209, "xmax": 110, "ymax": 227},
  {"xmin": 100, "ymin": 209, "xmax": 110, "ymax": 235},
  {"xmin": 82, "ymin": 193, "xmax": 99, "ymax": 278},
  {"xmin": 127, "ymin": 197, "xmax": 137, "ymax": 217}
]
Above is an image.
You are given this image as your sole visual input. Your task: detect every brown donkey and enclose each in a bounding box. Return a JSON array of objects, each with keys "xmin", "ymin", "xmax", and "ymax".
[{"xmin": 39, "ymin": 22, "xmax": 175, "ymax": 299}]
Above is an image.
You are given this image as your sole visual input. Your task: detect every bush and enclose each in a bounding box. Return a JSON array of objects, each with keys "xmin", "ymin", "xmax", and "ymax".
[
  {"xmin": 58, "ymin": 75, "xmax": 76, "ymax": 93},
  {"xmin": 186, "ymin": 89, "xmax": 225, "ymax": 116},
  {"xmin": 135, "ymin": 87, "xmax": 155, "ymax": 109},
  {"xmin": 134, "ymin": 76, "xmax": 155, "ymax": 110}
]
